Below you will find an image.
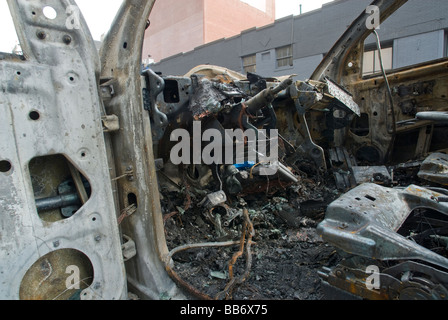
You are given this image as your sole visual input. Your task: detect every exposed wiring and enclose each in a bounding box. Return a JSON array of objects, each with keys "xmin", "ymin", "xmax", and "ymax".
[
  {"xmin": 215, "ymin": 165, "xmax": 223, "ymax": 190},
  {"xmin": 373, "ymin": 30, "xmax": 397, "ymax": 136},
  {"xmin": 167, "ymin": 240, "xmax": 241, "ymax": 262},
  {"xmin": 215, "ymin": 209, "xmax": 255, "ymax": 300}
]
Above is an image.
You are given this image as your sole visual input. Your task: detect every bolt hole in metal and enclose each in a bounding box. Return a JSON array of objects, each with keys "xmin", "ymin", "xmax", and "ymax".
[
  {"xmin": 67, "ymin": 72, "xmax": 79, "ymax": 84},
  {"xmin": 36, "ymin": 30, "xmax": 46, "ymax": 40},
  {"xmin": 127, "ymin": 193, "xmax": 138, "ymax": 208},
  {"xmin": 42, "ymin": 6, "xmax": 57, "ymax": 20},
  {"xmin": 63, "ymin": 35, "xmax": 72, "ymax": 45},
  {"xmin": 0, "ymin": 160, "xmax": 12, "ymax": 173},
  {"xmin": 90, "ymin": 213, "xmax": 101, "ymax": 223},
  {"xmin": 29, "ymin": 110, "xmax": 40, "ymax": 121}
]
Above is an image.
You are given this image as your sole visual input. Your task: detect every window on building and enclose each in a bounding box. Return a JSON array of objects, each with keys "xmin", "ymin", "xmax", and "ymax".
[
  {"xmin": 242, "ymin": 54, "xmax": 257, "ymax": 74},
  {"xmin": 276, "ymin": 45, "xmax": 293, "ymax": 68},
  {"xmin": 362, "ymin": 46, "xmax": 393, "ymax": 76}
]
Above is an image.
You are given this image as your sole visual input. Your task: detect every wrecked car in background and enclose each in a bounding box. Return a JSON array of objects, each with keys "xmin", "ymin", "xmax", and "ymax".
[
  {"xmin": 1, "ymin": 0, "xmax": 447, "ymax": 300},
  {"xmin": 310, "ymin": 0, "xmax": 448, "ymax": 300}
]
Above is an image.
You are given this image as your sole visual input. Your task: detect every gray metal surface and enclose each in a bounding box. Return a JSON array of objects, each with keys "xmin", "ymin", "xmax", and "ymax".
[
  {"xmin": 317, "ymin": 183, "xmax": 448, "ymax": 269},
  {"xmin": 1, "ymin": 0, "xmax": 127, "ymax": 299},
  {"xmin": 418, "ymin": 152, "xmax": 448, "ymax": 186},
  {"xmin": 99, "ymin": 0, "xmax": 185, "ymax": 300}
]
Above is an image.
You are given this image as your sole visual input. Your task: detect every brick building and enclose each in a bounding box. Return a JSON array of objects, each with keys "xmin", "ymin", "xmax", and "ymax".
[{"xmin": 142, "ymin": 0, "xmax": 276, "ymax": 64}]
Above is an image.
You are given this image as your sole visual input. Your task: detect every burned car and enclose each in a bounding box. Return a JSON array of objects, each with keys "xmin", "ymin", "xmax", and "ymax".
[{"xmin": 0, "ymin": 0, "xmax": 447, "ymax": 300}]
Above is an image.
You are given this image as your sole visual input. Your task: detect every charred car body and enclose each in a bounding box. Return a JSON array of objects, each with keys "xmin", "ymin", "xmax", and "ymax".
[{"xmin": 0, "ymin": 0, "xmax": 447, "ymax": 300}]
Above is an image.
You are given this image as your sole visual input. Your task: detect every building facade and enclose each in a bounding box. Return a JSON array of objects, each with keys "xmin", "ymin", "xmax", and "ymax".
[
  {"xmin": 150, "ymin": 0, "xmax": 448, "ymax": 79},
  {"xmin": 142, "ymin": 0, "xmax": 276, "ymax": 64}
]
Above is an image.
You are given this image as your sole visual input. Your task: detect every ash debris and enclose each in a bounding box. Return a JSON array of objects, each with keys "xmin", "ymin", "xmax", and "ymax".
[{"xmin": 160, "ymin": 165, "xmax": 342, "ymax": 300}]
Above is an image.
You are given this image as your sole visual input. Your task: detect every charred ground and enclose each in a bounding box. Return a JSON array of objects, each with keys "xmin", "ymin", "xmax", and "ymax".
[{"xmin": 161, "ymin": 168, "xmax": 343, "ymax": 300}]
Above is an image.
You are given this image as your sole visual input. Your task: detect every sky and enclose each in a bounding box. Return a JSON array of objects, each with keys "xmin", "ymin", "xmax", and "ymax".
[
  {"xmin": 244, "ymin": 0, "xmax": 335, "ymax": 18},
  {"xmin": 0, "ymin": 0, "xmax": 334, "ymax": 53}
]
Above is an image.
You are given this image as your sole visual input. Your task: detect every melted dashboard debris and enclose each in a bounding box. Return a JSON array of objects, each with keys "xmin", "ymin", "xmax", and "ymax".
[
  {"xmin": 149, "ymin": 58, "xmax": 448, "ymax": 300},
  {"xmin": 150, "ymin": 63, "xmax": 448, "ymax": 300}
]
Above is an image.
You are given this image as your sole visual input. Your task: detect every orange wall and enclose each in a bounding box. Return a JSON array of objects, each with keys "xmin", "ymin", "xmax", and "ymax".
[
  {"xmin": 143, "ymin": 0, "xmax": 205, "ymax": 63},
  {"xmin": 203, "ymin": 0, "xmax": 275, "ymax": 43},
  {"xmin": 143, "ymin": 0, "xmax": 275, "ymax": 63}
]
